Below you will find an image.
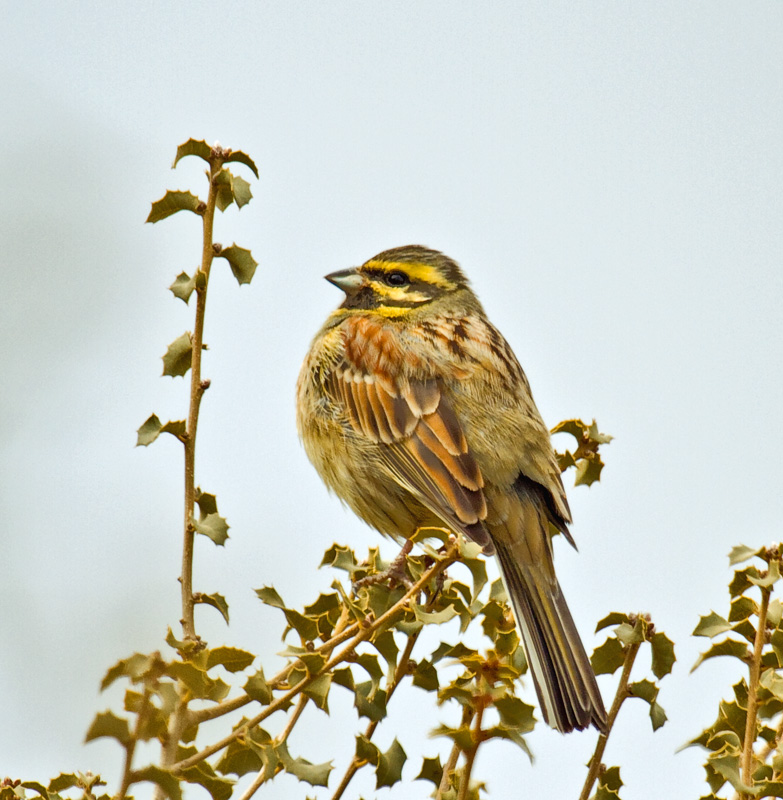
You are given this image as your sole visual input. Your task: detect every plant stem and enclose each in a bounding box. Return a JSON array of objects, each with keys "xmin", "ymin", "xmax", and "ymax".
[
  {"xmin": 436, "ymin": 706, "xmax": 473, "ymax": 799},
  {"xmin": 180, "ymin": 153, "xmax": 223, "ymax": 643},
  {"xmin": 238, "ymin": 695, "xmax": 310, "ymax": 800},
  {"xmin": 173, "ymin": 545, "xmax": 460, "ymax": 772},
  {"xmin": 740, "ymin": 585, "xmax": 771, "ymax": 797},
  {"xmin": 457, "ymin": 699, "xmax": 486, "ymax": 800},
  {"xmin": 116, "ymin": 689, "xmax": 153, "ymax": 800},
  {"xmin": 330, "ymin": 604, "xmax": 428, "ymax": 800},
  {"xmin": 579, "ymin": 640, "xmax": 642, "ymax": 800}
]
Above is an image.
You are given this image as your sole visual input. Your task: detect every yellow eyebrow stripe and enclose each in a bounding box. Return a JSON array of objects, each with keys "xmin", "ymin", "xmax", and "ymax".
[{"xmin": 363, "ymin": 259, "xmax": 457, "ymax": 289}]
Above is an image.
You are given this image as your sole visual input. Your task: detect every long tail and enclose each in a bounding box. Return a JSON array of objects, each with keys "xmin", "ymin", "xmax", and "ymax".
[{"xmin": 494, "ymin": 539, "xmax": 607, "ymax": 734}]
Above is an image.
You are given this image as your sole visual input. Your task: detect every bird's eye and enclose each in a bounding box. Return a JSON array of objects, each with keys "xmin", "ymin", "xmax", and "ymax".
[{"xmin": 385, "ymin": 271, "xmax": 409, "ymax": 287}]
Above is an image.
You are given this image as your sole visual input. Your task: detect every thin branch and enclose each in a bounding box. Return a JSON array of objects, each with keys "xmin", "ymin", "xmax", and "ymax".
[
  {"xmin": 741, "ymin": 586, "xmax": 771, "ymax": 798},
  {"xmin": 116, "ymin": 689, "xmax": 153, "ymax": 800},
  {"xmin": 330, "ymin": 608, "xmax": 426, "ymax": 800},
  {"xmin": 436, "ymin": 706, "xmax": 474, "ymax": 799},
  {"xmin": 181, "ymin": 153, "xmax": 223, "ymax": 643},
  {"xmin": 579, "ymin": 640, "xmax": 642, "ymax": 800},
  {"xmin": 457, "ymin": 697, "xmax": 486, "ymax": 800},
  {"xmin": 238, "ymin": 695, "xmax": 310, "ymax": 800},
  {"xmin": 173, "ymin": 544, "xmax": 460, "ymax": 773},
  {"xmin": 190, "ymin": 615, "xmax": 362, "ymax": 726}
]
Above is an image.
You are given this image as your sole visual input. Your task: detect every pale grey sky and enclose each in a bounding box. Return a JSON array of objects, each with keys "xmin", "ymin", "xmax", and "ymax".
[{"xmin": 2, "ymin": 3, "xmax": 782, "ymax": 798}]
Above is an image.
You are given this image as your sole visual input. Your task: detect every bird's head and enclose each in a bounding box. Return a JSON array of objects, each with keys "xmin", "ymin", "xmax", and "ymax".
[{"xmin": 325, "ymin": 245, "xmax": 479, "ymax": 319}]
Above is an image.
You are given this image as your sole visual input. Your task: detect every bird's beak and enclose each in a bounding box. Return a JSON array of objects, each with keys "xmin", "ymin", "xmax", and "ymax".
[{"xmin": 325, "ymin": 267, "xmax": 364, "ymax": 295}]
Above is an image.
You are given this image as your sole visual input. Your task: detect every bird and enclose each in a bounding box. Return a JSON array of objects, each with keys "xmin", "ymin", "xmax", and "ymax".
[{"xmin": 296, "ymin": 244, "xmax": 607, "ymax": 734}]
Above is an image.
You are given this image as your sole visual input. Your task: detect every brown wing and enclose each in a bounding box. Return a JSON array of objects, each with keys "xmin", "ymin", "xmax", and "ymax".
[{"xmin": 328, "ymin": 364, "xmax": 493, "ymax": 554}]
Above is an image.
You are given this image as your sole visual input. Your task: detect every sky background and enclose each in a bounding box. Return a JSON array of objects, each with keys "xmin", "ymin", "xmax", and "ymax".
[{"xmin": 2, "ymin": 2, "xmax": 782, "ymax": 798}]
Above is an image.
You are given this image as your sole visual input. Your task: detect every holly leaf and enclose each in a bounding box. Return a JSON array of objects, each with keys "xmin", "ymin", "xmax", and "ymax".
[
  {"xmin": 375, "ymin": 738, "xmax": 407, "ymax": 789},
  {"xmin": 244, "ymin": 668, "xmax": 272, "ymax": 705},
  {"xmin": 592, "ymin": 637, "xmax": 626, "ymax": 676},
  {"xmin": 225, "ymin": 150, "xmax": 259, "ymax": 178},
  {"xmin": 193, "ymin": 513, "xmax": 229, "ymax": 546},
  {"xmin": 85, "ymin": 711, "xmax": 130, "ymax": 745},
  {"xmin": 147, "ymin": 191, "xmax": 202, "ymax": 223},
  {"xmin": 131, "ymin": 766, "xmax": 182, "ymax": 800},
  {"xmin": 206, "ymin": 646, "xmax": 254, "ymax": 673},
  {"xmin": 218, "ymin": 244, "xmax": 258, "ymax": 286},
  {"xmin": 169, "ymin": 271, "xmax": 197, "ymax": 304},
  {"xmin": 196, "ymin": 592, "xmax": 229, "ymax": 624},
  {"xmin": 161, "ymin": 332, "xmax": 193, "ymax": 378},
  {"xmin": 172, "ymin": 138, "xmax": 212, "ymax": 167}
]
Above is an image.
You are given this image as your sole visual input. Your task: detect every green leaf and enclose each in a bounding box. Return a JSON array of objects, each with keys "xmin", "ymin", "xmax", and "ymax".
[
  {"xmin": 195, "ymin": 489, "xmax": 218, "ymax": 516},
  {"xmin": 100, "ymin": 652, "xmax": 160, "ymax": 690},
  {"xmin": 196, "ymin": 592, "xmax": 230, "ymax": 624},
  {"xmin": 494, "ymin": 696, "xmax": 536, "ymax": 733},
  {"xmin": 430, "ymin": 724, "xmax": 474, "ymax": 752},
  {"xmin": 161, "ymin": 332, "xmax": 193, "ymax": 378},
  {"xmin": 130, "ymin": 766, "xmax": 182, "ymax": 800},
  {"xmin": 277, "ymin": 741, "xmax": 332, "ymax": 787},
  {"xmin": 169, "ymin": 271, "xmax": 197, "ymax": 304},
  {"xmin": 193, "ymin": 513, "xmax": 229, "ymax": 546},
  {"xmin": 414, "ymin": 604, "xmax": 458, "ymax": 625},
  {"xmin": 48, "ymin": 775, "xmax": 79, "ymax": 793},
  {"xmin": 460, "ymin": 556, "xmax": 488, "ymax": 599},
  {"xmin": 172, "ymin": 138, "xmax": 212, "ymax": 168},
  {"xmin": 180, "ymin": 761, "xmax": 234, "ymax": 800},
  {"xmin": 730, "ymin": 567, "xmax": 762, "ymax": 597},
  {"xmin": 729, "ymin": 595, "xmax": 757, "ymax": 623},
  {"xmin": 206, "ymin": 646, "xmax": 255, "ymax": 673},
  {"xmin": 411, "ymin": 659, "xmax": 439, "ymax": 691},
  {"xmin": 750, "ymin": 559, "xmax": 781, "ymax": 588},
  {"xmin": 587, "ymin": 420, "xmax": 614, "ymax": 444},
  {"xmin": 415, "ymin": 755, "xmax": 443, "ymax": 787},
  {"xmin": 375, "ymin": 738, "xmax": 407, "ymax": 789},
  {"xmin": 218, "ymin": 244, "xmax": 258, "ymax": 286},
  {"xmin": 303, "ymin": 673, "xmax": 332, "ymax": 711},
  {"xmin": 616, "ymin": 621, "xmax": 645, "ymax": 646},
  {"xmin": 650, "ymin": 700, "xmax": 668, "ymax": 731},
  {"xmin": 591, "ymin": 637, "xmax": 626, "ymax": 676},
  {"xmin": 225, "ymin": 150, "xmax": 260, "ymax": 178},
  {"xmin": 354, "ymin": 682, "xmax": 388, "ymax": 721},
  {"xmin": 320, "ymin": 544, "xmax": 358, "ymax": 572},
  {"xmin": 256, "ymin": 585, "xmax": 285, "ymax": 608},
  {"xmin": 574, "ymin": 456, "xmax": 604, "ymax": 487},
  {"xmin": 244, "ymin": 668, "xmax": 272, "ymax": 704},
  {"xmin": 650, "ymin": 631, "xmax": 676, "ymax": 679},
  {"xmin": 84, "ymin": 710, "xmax": 130, "ymax": 745},
  {"xmin": 729, "ymin": 544, "xmax": 762, "ymax": 566},
  {"xmin": 167, "ymin": 661, "xmax": 229, "ymax": 701},
  {"xmin": 691, "ymin": 639, "xmax": 751, "ymax": 672},
  {"xmin": 147, "ymin": 190, "xmax": 202, "ymax": 223},
  {"xmin": 595, "ymin": 612, "xmax": 631, "ymax": 632},
  {"xmin": 283, "ymin": 608, "xmax": 319, "ymax": 642},
  {"xmin": 355, "ymin": 734, "xmax": 380, "ymax": 765},
  {"xmin": 21, "ymin": 783, "xmax": 49, "ymax": 800},
  {"xmin": 136, "ymin": 414, "xmax": 163, "ymax": 446}
]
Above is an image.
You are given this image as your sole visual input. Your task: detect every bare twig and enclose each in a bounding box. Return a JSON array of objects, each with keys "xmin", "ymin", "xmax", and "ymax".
[
  {"xmin": 579, "ymin": 640, "xmax": 642, "ymax": 800},
  {"xmin": 436, "ymin": 706, "xmax": 474, "ymax": 799},
  {"xmin": 740, "ymin": 585, "xmax": 771, "ymax": 798}
]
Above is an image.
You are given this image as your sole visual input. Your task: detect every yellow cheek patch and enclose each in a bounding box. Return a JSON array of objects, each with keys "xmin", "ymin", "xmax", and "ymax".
[
  {"xmin": 363, "ymin": 259, "xmax": 457, "ymax": 290},
  {"xmin": 371, "ymin": 283, "xmax": 431, "ymax": 304}
]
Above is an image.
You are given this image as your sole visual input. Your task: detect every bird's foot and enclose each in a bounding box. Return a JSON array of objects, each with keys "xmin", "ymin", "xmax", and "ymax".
[{"xmin": 353, "ymin": 539, "xmax": 414, "ymax": 593}]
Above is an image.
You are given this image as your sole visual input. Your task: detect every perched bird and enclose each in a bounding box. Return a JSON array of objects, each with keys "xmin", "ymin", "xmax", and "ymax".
[{"xmin": 296, "ymin": 245, "xmax": 607, "ymax": 733}]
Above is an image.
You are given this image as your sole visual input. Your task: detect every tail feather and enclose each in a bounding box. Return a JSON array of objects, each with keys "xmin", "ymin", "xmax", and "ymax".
[{"xmin": 494, "ymin": 539, "xmax": 607, "ymax": 734}]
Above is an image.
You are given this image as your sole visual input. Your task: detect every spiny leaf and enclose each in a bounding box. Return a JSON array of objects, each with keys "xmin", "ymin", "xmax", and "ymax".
[
  {"xmin": 591, "ymin": 637, "xmax": 626, "ymax": 676},
  {"xmin": 574, "ymin": 457, "xmax": 604, "ymax": 487},
  {"xmin": 136, "ymin": 414, "xmax": 163, "ymax": 446},
  {"xmin": 595, "ymin": 612, "xmax": 631, "ymax": 632},
  {"xmin": 303, "ymin": 673, "xmax": 332, "ymax": 711},
  {"xmin": 225, "ymin": 150, "xmax": 260, "ymax": 178},
  {"xmin": 494, "ymin": 696, "xmax": 536, "ymax": 733},
  {"xmin": 193, "ymin": 512, "xmax": 229, "ymax": 546},
  {"xmin": 276, "ymin": 741, "xmax": 332, "ymax": 787},
  {"xmin": 244, "ymin": 668, "xmax": 272, "ymax": 704},
  {"xmin": 130, "ymin": 766, "xmax": 182, "ymax": 800},
  {"xmin": 650, "ymin": 631, "xmax": 676, "ymax": 679},
  {"xmin": 172, "ymin": 138, "xmax": 212, "ymax": 168},
  {"xmin": 180, "ymin": 761, "xmax": 234, "ymax": 800},
  {"xmin": 218, "ymin": 244, "xmax": 258, "ymax": 286},
  {"xmin": 415, "ymin": 755, "xmax": 443, "ymax": 787},
  {"xmin": 100, "ymin": 652, "xmax": 160, "ymax": 690},
  {"xmin": 691, "ymin": 639, "xmax": 751, "ymax": 672},
  {"xmin": 147, "ymin": 191, "xmax": 202, "ymax": 223},
  {"xmin": 749, "ymin": 558, "xmax": 781, "ymax": 588},
  {"xmin": 169, "ymin": 271, "xmax": 197, "ymax": 304},
  {"xmin": 412, "ymin": 659, "xmax": 439, "ymax": 692},
  {"xmin": 320, "ymin": 543, "xmax": 358, "ymax": 572},
  {"xmin": 20, "ymin": 783, "xmax": 49, "ymax": 800},
  {"xmin": 161, "ymin": 332, "xmax": 193, "ymax": 378},
  {"xmin": 85, "ymin": 711, "xmax": 130, "ymax": 745},
  {"xmin": 206, "ymin": 646, "xmax": 254, "ymax": 673},
  {"xmin": 48, "ymin": 775, "xmax": 79, "ymax": 793},
  {"xmin": 729, "ymin": 544, "xmax": 763, "ymax": 566},
  {"xmin": 196, "ymin": 592, "xmax": 229, "ymax": 624},
  {"xmin": 375, "ymin": 738, "xmax": 407, "ymax": 789}
]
